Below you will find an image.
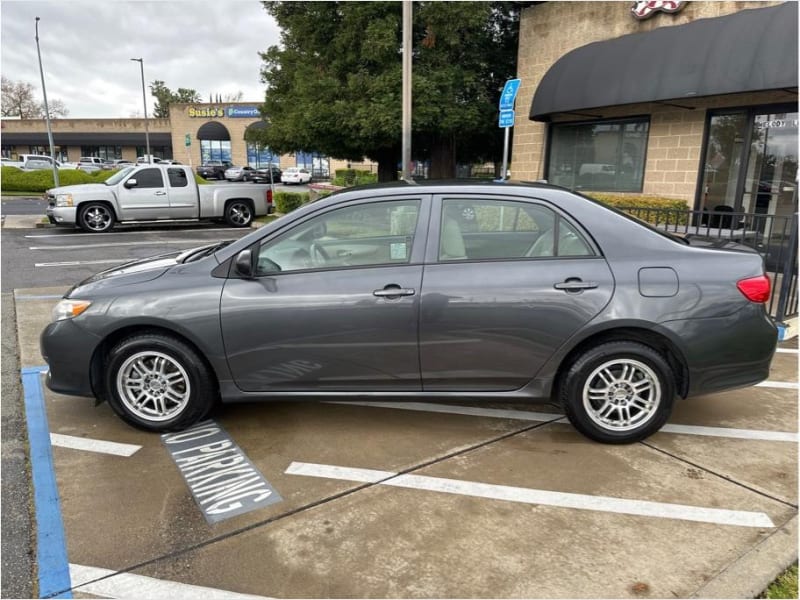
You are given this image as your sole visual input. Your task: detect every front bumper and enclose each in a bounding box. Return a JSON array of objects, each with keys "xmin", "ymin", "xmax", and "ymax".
[
  {"xmin": 46, "ymin": 206, "xmax": 77, "ymax": 226},
  {"xmin": 41, "ymin": 318, "xmax": 102, "ymax": 398}
]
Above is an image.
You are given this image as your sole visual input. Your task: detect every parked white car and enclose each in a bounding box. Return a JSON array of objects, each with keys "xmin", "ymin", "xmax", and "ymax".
[{"xmin": 281, "ymin": 167, "xmax": 312, "ymax": 185}]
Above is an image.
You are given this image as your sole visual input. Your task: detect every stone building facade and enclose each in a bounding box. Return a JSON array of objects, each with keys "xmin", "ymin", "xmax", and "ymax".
[{"xmin": 512, "ymin": 1, "xmax": 797, "ymax": 216}]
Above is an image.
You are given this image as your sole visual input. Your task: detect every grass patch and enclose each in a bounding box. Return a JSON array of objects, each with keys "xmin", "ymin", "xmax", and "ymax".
[
  {"xmin": 255, "ymin": 214, "xmax": 284, "ymax": 226},
  {"xmin": 761, "ymin": 563, "xmax": 798, "ymax": 599}
]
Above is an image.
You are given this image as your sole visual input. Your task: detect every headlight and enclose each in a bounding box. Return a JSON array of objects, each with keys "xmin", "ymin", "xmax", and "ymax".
[
  {"xmin": 55, "ymin": 193, "xmax": 73, "ymax": 207},
  {"xmin": 51, "ymin": 299, "xmax": 92, "ymax": 322}
]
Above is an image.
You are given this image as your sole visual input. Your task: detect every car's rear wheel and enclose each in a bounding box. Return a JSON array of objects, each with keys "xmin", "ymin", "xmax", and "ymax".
[
  {"xmin": 560, "ymin": 341, "xmax": 674, "ymax": 444},
  {"xmin": 224, "ymin": 200, "xmax": 254, "ymax": 227},
  {"xmin": 78, "ymin": 202, "xmax": 115, "ymax": 233},
  {"xmin": 105, "ymin": 333, "xmax": 216, "ymax": 432}
]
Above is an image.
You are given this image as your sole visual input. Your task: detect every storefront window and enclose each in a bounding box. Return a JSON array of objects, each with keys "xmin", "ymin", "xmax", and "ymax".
[
  {"xmin": 29, "ymin": 145, "xmax": 69, "ymax": 162},
  {"xmin": 200, "ymin": 140, "xmax": 231, "ymax": 164},
  {"xmin": 135, "ymin": 146, "xmax": 171, "ymax": 160},
  {"xmin": 699, "ymin": 113, "xmax": 748, "ymax": 213},
  {"xmin": 247, "ymin": 143, "xmax": 277, "ymax": 168},
  {"xmin": 296, "ymin": 150, "xmax": 330, "ymax": 179},
  {"xmin": 547, "ymin": 118, "xmax": 649, "ymax": 192},
  {"xmin": 80, "ymin": 146, "xmax": 122, "ymax": 160}
]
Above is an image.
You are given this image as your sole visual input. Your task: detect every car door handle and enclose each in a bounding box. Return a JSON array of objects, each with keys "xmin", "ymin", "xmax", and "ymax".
[
  {"xmin": 373, "ymin": 285, "xmax": 416, "ymax": 298},
  {"xmin": 154, "ymin": 191, "xmax": 167, "ymax": 196},
  {"xmin": 554, "ymin": 279, "xmax": 598, "ymax": 291}
]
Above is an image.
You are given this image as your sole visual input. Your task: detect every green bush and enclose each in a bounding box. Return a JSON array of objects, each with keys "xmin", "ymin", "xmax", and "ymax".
[
  {"xmin": 332, "ymin": 169, "xmax": 378, "ymax": 187},
  {"xmin": 1, "ymin": 166, "xmax": 120, "ymax": 193},
  {"xmin": 586, "ymin": 192, "xmax": 690, "ymax": 226},
  {"xmin": 274, "ymin": 191, "xmax": 310, "ymax": 213}
]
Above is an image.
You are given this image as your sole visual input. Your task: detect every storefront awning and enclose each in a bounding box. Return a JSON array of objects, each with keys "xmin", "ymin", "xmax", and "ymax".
[
  {"xmin": 0, "ymin": 132, "xmax": 173, "ymax": 146},
  {"xmin": 530, "ymin": 2, "xmax": 798, "ymax": 122}
]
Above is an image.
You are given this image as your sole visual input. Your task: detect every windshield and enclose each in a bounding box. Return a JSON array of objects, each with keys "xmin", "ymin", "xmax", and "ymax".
[{"xmin": 105, "ymin": 167, "xmax": 136, "ymax": 186}]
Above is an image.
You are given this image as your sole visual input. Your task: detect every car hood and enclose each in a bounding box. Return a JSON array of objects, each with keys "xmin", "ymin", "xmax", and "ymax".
[
  {"xmin": 66, "ymin": 242, "xmax": 223, "ymax": 296},
  {"xmin": 47, "ymin": 183, "xmax": 108, "ymax": 195}
]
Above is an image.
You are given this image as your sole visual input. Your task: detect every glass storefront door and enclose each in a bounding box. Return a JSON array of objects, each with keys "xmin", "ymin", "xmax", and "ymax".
[
  {"xmin": 741, "ymin": 112, "xmax": 798, "ymax": 219},
  {"xmin": 699, "ymin": 106, "xmax": 798, "ymax": 217}
]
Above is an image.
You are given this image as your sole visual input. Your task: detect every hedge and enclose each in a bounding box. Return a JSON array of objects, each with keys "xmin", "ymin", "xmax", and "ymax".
[
  {"xmin": 332, "ymin": 169, "xmax": 378, "ymax": 187},
  {"xmin": 585, "ymin": 192, "xmax": 690, "ymax": 226},
  {"xmin": 1, "ymin": 166, "xmax": 118, "ymax": 193},
  {"xmin": 274, "ymin": 191, "xmax": 310, "ymax": 214}
]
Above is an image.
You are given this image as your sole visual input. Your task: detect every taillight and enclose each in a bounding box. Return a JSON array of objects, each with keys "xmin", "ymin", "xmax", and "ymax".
[
  {"xmin": 266, "ymin": 189, "xmax": 273, "ymax": 205},
  {"xmin": 737, "ymin": 275, "xmax": 771, "ymax": 303}
]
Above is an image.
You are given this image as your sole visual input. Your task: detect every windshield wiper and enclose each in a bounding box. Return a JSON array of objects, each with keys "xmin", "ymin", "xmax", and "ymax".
[{"xmin": 180, "ymin": 240, "xmax": 233, "ymax": 263}]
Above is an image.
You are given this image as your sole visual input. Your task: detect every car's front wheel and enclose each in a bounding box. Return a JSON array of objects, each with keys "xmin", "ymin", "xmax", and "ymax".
[
  {"xmin": 78, "ymin": 202, "xmax": 115, "ymax": 233},
  {"xmin": 105, "ymin": 333, "xmax": 216, "ymax": 431},
  {"xmin": 560, "ymin": 341, "xmax": 675, "ymax": 444}
]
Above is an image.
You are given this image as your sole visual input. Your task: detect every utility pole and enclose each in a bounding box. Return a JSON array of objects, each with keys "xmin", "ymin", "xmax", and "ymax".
[
  {"xmin": 401, "ymin": 0, "xmax": 412, "ymax": 181},
  {"xmin": 35, "ymin": 17, "xmax": 59, "ymax": 187},
  {"xmin": 130, "ymin": 58, "xmax": 151, "ymax": 163}
]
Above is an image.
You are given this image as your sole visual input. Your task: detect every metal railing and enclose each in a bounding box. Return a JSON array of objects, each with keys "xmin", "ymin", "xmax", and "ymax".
[{"xmin": 618, "ymin": 206, "xmax": 798, "ymax": 320}]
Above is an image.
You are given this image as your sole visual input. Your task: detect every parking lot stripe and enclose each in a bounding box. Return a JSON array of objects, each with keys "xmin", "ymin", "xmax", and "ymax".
[
  {"xmin": 69, "ymin": 564, "xmax": 272, "ymax": 599},
  {"xmin": 286, "ymin": 461, "xmax": 775, "ymax": 528},
  {"xmin": 25, "ymin": 228, "xmax": 234, "ymax": 238},
  {"xmin": 755, "ymin": 381, "xmax": 799, "ymax": 389},
  {"xmin": 30, "ymin": 239, "xmax": 219, "ymax": 250},
  {"xmin": 35, "ymin": 259, "xmax": 127, "ymax": 268},
  {"xmin": 775, "ymin": 348, "xmax": 798, "ymax": 354},
  {"xmin": 50, "ymin": 433, "xmax": 142, "ymax": 457},
  {"xmin": 331, "ymin": 401, "xmax": 797, "ymax": 442},
  {"xmin": 22, "ymin": 367, "xmax": 72, "ymax": 598}
]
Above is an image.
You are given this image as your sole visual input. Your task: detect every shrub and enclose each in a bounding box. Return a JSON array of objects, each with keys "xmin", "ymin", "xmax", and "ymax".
[
  {"xmin": 1, "ymin": 166, "xmax": 122, "ymax": 193},
  {"xmin": 274, "ymin": 191, "xmax": 309, "ymax": 213},
  {"xmin": 332, "ymin": 169, "xmax": 378, "ymax": 187},
  {"xmin": 586, "ymin": 192, "xmax": 690, "ymax": 226}
]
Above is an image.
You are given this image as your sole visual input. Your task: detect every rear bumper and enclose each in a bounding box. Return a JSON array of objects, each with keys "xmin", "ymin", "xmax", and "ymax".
[{"xmin": 662, "ymin": 305, "xmax": 778, "ymax": 397}]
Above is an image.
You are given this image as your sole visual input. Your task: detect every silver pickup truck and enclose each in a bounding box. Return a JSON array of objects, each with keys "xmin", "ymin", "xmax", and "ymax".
[{"xmin": 45, "ymin": 164, "xmax": 272, "ymax": 232}]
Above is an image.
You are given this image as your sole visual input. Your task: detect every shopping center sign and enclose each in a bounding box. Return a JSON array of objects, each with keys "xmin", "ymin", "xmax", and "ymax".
[
  {"xmin": 631, "ymin": 1, "xmax": 687, "ymax": 20},
  {"xmin": 187, "ymin": 106, "xmax": 261, "ymax": 118}
]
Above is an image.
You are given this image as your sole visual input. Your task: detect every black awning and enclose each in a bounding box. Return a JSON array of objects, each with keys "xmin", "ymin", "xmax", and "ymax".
[
  {"xmin": 1, "ymin": 132, "xmax": 173, "ymax": 146},
  {"xmin": 530, "ymin": 2, "xmax": 798, "ymax": 122},
  {"xmin": 197, "ymin": 121, "xmax": 230, "ymax": 141}
]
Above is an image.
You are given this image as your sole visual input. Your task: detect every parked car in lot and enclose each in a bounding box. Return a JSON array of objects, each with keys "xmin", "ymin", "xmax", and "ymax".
[
  {"xmin": 197, "ymin": 160, "xmax": 233, "ymax": 180},
  {"xmin": 44, "ymin": 164, "xmax": 272, "ymax": 232},
  {"xmin": 281, "ymin": 166, "xmax": 312, "ymax": 184},
  {"xmin": 136, "ymin": 155, "xmax": 162, "ymax": 165},
  {"xmin": 111, "ymin": 159, "xmax": 135, "ymax": 169},
  {"xmin": 158, "ymin": 159, "xmax": 182, "ymax": 165},
  {"xmin": 224, "ymin": 165, "xmax": 255, "ymax": 182},
  {"xmin": 250, "ymin": 165, "xmax": 282, "ymax": 183},
  {"xmin": 40, "ymin": 181, "xmax": 777, "ymax": 443},
  {"xmin": 2, "ymin": 157, "xmax": 23, "ymax": 168}
]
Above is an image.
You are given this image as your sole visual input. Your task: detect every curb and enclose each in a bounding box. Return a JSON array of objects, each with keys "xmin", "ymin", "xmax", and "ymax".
[
  {"xmin": 691, "ymin": 514, "xmax": 798, "ymax": 598},
  {"xmin": 777, "ymin": 317, "xmax": 797, "ymax": 341}
]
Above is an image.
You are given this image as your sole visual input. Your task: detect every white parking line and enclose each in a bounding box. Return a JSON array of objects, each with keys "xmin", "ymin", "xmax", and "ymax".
[
  {"xmin": 775, "ymin": 348, "xmax": 799, "ymax": 354},
  {"xmin": 26, "ymin": 228, "xmax": 234, "ymax": 238},
  {"xmin": 755, "ymin": 381, "xmax": 799, "ymax": 389},
  {"xmin": 30, "ymin": 239, "xmax": 218, "ymax": 250},
  {"xmin": 35, "ymin": 259, "xmax": 127, "ymax": 267},
  {"xmin": 50, "ymin": 433, "xmax": 141, "ymax": 457},
  {"xmin": 330, "ymin": 401, "xmax": 797, "ymax": 442},
  {"xmin": 286, "ymin": 462, "xmax": 775, "ymax": 528},
  {"xmin": 70, "ymin": 564, "xmax": 272, "ymax": 599}
]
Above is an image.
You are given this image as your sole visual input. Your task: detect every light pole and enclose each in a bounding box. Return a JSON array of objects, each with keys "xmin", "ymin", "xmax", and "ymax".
[
  {"xmin": 401, "ymin": 0, "xmax": 412, "ymax": 182},
  {"xmin": 130, "ymin": 58, "xmax": 151, "ymax": 163},
  {"xmin": 35, "ymin": 17, "xmax": 59, "ymax": 187}
]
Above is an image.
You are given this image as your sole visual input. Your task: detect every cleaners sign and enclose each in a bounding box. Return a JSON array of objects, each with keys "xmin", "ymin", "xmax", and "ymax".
[{"xmin": 162, "ymin": 420, "xmax": 282, "ymax": 523}]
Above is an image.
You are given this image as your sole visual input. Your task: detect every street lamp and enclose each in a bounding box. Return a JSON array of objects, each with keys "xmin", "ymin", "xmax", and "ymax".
[
  {"xmin": 35, "ymin": 17, "xmax": 59, "ymax": 187},
  {"xmin": 130, "ymin": 58, "xmax": 151, "ymax": 163}
]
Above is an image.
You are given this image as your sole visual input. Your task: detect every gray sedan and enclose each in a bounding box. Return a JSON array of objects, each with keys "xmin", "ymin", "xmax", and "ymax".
[{"xmin": 40, "ymin": 182, "xmax": 777, "ymax": 443}]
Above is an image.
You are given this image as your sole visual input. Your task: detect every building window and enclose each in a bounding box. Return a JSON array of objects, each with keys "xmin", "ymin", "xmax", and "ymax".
[
  {"xmin": 547, "ymin": 118, "xmax": 649, "ymax": 192},
  {"xmin": 29, "ymin": 145, "xmax": 69, "ymax": 162},
  {"xmin": 200, "ymin": 140, "xmax": 231, "ymax": 164},
  {"xmin": 296, "ymin": 150, "xmax": 330, "ymax": 179},
  {"xmin": 246, "ymin": 143, "xmax": 278, "ymax": 168},
  {"xmin": 1, "ymin": 146, "xmax": 14, "ymax": 159},
  {"xmin": 135, "ymin": 146, "xmax": 171, "ymax": 160},
  {"xmin": 81, "ymin": 146, "xmax": 122, "ymax": 160}
]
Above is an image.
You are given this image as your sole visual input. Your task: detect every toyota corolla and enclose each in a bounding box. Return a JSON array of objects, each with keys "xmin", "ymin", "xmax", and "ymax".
[{"xmin": 40, "ymin": 181, "xmax": 777, "ymax": 443}]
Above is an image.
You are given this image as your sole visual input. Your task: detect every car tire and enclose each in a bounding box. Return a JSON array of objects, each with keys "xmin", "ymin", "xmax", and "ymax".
[
  {"xmin": 224, "ymin": 200, "xmax": 254, "ymax": 227},
  {"xmin": 559, "ymin": 341, "xmax": 675, "ymax": 444},
  {"xmin": 105, "ymin": 333, "xmax": 216, "ymax": 432},
  {"xmin": 78, "ymin": 202, "xmax": 116, "ymax": 233}
]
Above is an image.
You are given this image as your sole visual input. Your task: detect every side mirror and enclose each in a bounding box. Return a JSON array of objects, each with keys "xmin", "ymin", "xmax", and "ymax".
[
  {"xmin": 235, "ymin": 249, "xmax": 255, "ymax": 278},
  {"xmin": 124, "ymin": 178, "xmax": 138, "ymax": 188}
]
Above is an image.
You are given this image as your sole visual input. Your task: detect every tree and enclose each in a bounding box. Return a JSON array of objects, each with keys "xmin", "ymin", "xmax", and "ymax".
[
  {"xmin": 150, "ymin": 80, "xmax": 201, "ymax": 118},
  {"xmin": 253, "ymin": 2, "xmax": 519, "ymax": 181},
  {"xmin": 1, "ymin": 76, "xmax": 69, "ymax": 119}
]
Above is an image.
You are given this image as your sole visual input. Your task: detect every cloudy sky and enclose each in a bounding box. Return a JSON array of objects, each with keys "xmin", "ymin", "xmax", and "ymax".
[{"xmin": 1, "ymin": 1, "xmax": 282, "ymax": 118}]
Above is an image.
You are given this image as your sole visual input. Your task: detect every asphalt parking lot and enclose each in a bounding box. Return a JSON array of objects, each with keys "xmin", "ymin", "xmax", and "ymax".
[{"xmin": 4, "ymin": 217, "xmax": 799, "ymax": 598}]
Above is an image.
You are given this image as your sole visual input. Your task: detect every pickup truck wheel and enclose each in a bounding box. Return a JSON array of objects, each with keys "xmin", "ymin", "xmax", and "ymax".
[
  {"xmin": 225, "ymin": 200, "xmax": 253, "ymax": 227},
  {"xmin": 78, "ymin": 203, "xmax": 115, "ymax": 233},
  {"xmin": 105, "ymin": 333, "xmax": 216, "ymax": 432}
]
